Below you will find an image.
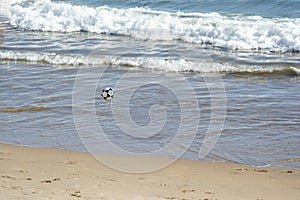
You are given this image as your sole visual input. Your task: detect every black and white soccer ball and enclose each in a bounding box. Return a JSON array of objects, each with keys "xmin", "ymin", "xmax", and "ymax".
[{"xmin": 101, "ymin": 87, "xmax": 114, "ymax": 101}]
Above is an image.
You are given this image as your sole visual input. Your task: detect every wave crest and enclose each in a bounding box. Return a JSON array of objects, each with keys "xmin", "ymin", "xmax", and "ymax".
[
  {"xmin": 3, "ymin": 0, "xmax": 300, "ymax": 52},
  {"xmin": 1, "ymin": 50, "xmax": 299, "ymax": 75}
]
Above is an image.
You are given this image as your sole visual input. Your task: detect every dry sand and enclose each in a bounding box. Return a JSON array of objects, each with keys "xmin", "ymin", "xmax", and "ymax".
[{"xmin": 0, "ymin": 142, "xmax": 299, "ymax": 200}]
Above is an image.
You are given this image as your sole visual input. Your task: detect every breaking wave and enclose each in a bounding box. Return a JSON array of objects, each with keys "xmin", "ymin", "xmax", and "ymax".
[
  {"xmin": 1, "ymin": 0, "xmax": 300, "ymax": 52},
  {"xmin": 1, "ymin": 50, "xmax": 299, "ymax": 75}
]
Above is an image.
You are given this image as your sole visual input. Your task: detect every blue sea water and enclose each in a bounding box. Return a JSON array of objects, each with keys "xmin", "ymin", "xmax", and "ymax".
[
  {"xmin": 60, "ymin": 0, "xmax": 300, "ymax": 18},
  {"xmin": 0, "ymin": 0, "xmax": 299, "ymax": 169}
]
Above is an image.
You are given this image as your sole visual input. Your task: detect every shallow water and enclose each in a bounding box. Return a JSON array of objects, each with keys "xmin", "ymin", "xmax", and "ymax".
[{"xmin": 1, "ymin": 61, "xmax": 299, "ymax": 169}]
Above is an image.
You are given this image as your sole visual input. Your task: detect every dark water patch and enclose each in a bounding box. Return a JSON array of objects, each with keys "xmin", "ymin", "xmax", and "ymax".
[{"xmin": 0, "ymin": 106, "xmax": 50, "ymax": 113}]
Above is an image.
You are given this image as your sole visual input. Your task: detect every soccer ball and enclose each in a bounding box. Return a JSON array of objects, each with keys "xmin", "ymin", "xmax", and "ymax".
[{"xmin": 101, "ymin": 87, "xmax": 114, "ymax": 101}]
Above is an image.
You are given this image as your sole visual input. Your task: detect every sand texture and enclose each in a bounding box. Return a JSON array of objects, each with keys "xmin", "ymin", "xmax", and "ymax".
[{"xmin": 0, "ymin": 143, "xmax": 299, "ymax": 200}]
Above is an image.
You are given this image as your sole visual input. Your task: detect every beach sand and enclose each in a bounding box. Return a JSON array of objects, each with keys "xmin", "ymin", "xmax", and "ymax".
[{"xmin": 0, "ymin": 143, "xmax": 299, "ymax": 200}]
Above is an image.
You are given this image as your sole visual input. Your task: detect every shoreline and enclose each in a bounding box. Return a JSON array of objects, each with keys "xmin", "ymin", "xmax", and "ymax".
[{"xmin": 0, "ymin": 142, "xmax": 299, "ymax": 199}]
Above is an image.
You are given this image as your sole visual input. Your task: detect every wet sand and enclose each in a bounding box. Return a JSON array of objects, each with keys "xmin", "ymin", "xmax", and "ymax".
[{"xmin": 0, "ymin": 142, "xmax": 299, "ymax": 200}]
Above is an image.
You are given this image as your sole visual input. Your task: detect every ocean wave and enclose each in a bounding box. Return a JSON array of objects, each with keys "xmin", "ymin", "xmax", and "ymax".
[
  {"xmin": 2, "ymin": 0, "xmax": 300, "ymax": 52},
  {"xmin": 1, "ymin": 50, "xmax": 299, "ymax": 75}
]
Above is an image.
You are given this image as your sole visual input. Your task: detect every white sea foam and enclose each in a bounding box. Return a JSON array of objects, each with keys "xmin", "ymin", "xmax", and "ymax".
[
  {"xmin": 3, "ymin": 0, "xmax": 300, "ymax": 52},
  {"xmin": 0, "ymin": 0, "xmax": 22, "ymax": 18},
  {"xmin": 290, "ymin": 67, "xmax": 300, "ymax": 75},
  {"xmin": 1, "ymin": 50, "xmax": 298, "ymax": 75}
]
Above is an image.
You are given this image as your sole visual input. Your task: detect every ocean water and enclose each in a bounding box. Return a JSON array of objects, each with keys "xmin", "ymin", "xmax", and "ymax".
[{"xmin": 0, "ymin": 0, "xmax": 299, "ymax": 169}]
